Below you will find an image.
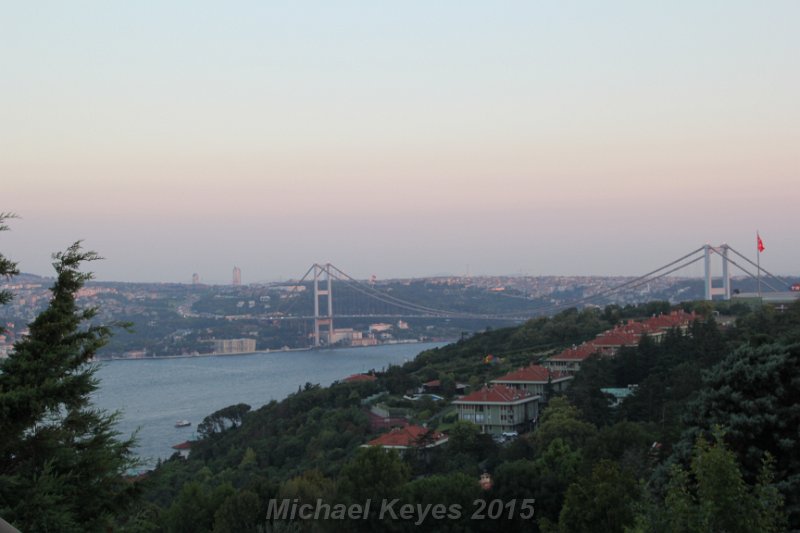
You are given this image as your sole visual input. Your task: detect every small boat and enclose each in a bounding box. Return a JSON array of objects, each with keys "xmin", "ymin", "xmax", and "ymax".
[{"xmin": 175, "ymin": 420, "xmax": 191, "ymax": 428}]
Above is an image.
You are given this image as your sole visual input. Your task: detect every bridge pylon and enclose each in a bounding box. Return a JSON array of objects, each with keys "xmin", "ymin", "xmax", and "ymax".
[
  {"xmin": 313, "ymin": 263, "xmax": 334, "ymax": 347},
  {"xmin": 704, "ymin": 244, "xmax": 731, "ymax": 301}
]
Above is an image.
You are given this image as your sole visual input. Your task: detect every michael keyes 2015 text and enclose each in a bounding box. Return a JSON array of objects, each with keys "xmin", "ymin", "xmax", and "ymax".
[{"xmin": 266, "ymin": 498, "xmax": 536, "ymax": 525}]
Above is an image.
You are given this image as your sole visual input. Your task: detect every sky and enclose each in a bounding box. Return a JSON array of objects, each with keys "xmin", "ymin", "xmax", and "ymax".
[{"xmin": 2, "ymin": 1, "xmax": 798, "ymax": 284}]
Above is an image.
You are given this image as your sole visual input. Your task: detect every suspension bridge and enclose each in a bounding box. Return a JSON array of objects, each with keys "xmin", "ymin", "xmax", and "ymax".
[{"xmin": 270, "ymin": 244, "xmax": 794, "ymax": 347}]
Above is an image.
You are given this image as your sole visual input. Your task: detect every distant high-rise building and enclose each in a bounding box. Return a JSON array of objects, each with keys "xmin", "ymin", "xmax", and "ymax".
[
  {"xmin": 192, "ymin": 273, "xmax": 200, "ymax": 285},
  {"xmin": 232, "ymin": 266, "xmax": 242, "ymax": 286}
]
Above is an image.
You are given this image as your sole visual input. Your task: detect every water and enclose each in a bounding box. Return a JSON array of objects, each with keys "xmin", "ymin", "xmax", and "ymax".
[{"xmin": 93, "ymin": 342, "xmax": 445, "ymax": 467}]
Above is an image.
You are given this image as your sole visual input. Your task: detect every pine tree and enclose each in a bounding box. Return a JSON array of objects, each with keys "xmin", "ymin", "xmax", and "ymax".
[
  {"xmin": 0, "ymin": 241, "xmax": 139, "ymax": 531},
  {"xmin": 679, "ymin": 341, "xmax": 800, "ymax": 527},
  {"xmin": 0, "ymin": 213, "xmax": 19, "ymax": 309}
]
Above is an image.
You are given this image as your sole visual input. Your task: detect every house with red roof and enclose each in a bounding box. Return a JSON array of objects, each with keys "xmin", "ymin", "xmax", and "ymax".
[
  {"xmin": 422, "ymin": 379, "xmax": 442, "ymax": 392},
  {"xmin": 452, "ymin": 384, "xmax": 540, "ymax": 436},
  {"xmin": 364, "ymin": 425, "xmax": 448, "ymax": 451},
  {"xmin": 618, "ymin": 320, "xmax": 654, "ymax": 336},
  {"xmin": 342, "ymin": 373, "xmax": 377, "ymax": 383},
  {"xmin": 541, "ymin": 310, "xmax": 699, "ymax": 374},
  {"xmin": 615, "ymin": 320, "xmax": 665, "ymax": 341},
  {"xmin": 490, "ymin": 364, "xmax": 573, "ymax": 399},
  {"xmin": 543, "ymin": 343, "xmax": 599, "ymax": 374},
  {"xmin": 591, "ymin": 329, "xmax": 641, "ymax": 356},
  {"xmin": 171, "ymin": 441, "xmax": 193, "ymax": 459},
  {"xmin": 644, "ymin": 310, "xmax": 697, "ymax": 332}
]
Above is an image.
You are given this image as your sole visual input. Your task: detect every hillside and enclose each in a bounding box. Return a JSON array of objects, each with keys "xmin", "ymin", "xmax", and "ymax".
[{"xmin": 112, "ymin": 298, "xmax": 800, "ymax": 532}]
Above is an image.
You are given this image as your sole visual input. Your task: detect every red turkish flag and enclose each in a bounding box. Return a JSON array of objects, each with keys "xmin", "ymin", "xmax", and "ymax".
[{"xmin": 757, "ymin": 233, "xmax": 765, "ymax": 253}]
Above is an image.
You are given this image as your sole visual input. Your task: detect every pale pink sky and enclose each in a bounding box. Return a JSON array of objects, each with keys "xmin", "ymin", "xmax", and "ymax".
[{"xmin": 2, "ymin": 2, "xmax": 798, "ymax": 283}]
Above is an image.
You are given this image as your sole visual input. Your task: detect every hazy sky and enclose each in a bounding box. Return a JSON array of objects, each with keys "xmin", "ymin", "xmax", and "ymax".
[{"xmin": 3, "ymin": 1, "xmax": 798, "ymax": 283}]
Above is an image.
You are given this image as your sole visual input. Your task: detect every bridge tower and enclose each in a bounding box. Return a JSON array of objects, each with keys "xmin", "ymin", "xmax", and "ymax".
[
  {"xmin": 313, "ymin": 263, "xmax": 334, "ymax": 347},
  {"xmin": 704, "ymin": 244, "xmax": 731, "ymax": 301}
]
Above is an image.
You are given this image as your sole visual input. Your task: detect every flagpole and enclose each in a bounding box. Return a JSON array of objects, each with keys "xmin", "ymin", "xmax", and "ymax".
[{"xmin": 757, "ymin": 231, "xmax": 762, "ymax": 301}]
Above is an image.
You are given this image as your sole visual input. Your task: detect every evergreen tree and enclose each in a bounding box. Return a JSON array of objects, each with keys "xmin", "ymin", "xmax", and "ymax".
[
  {"xmin": 0, "ymin": 213, "xmax": 19, "ymax": 309},
  {"xmin": 0, "ymin": 242, "xmax": 139, "ymax": 531},
  {"xmin": 678, "ymin": 342, "xmax": 800, "ymax": 527}
]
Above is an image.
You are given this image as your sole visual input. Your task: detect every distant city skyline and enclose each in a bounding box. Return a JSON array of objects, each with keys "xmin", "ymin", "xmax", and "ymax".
[{"xmin": 3, "ymin": 2, "xmax": 798, "ymax": 283}]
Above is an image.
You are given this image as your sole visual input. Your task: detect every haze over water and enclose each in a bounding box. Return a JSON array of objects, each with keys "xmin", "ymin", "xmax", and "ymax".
[{"xmin": 92, "ymin": 343, "xmax": 445, "ymax": 466}]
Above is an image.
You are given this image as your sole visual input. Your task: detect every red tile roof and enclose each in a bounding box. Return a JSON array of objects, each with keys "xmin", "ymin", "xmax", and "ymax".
[
  {"xmin": 550, "ymin": 343, "xmax": 598, "ymax": 361},
  {"xmin": 593, "ymin": 330, "xmax": 640, "ymax": 347},
  {"xmin": 618, "ymin": 321, "xmax": 657, "ymax": 336},
  {"xmin": 543, "ymin": 311, "xmax": 697, "ymax": 366},
  {"xmin": 423, "ymin": 379, "xmax": 441, "ymax": 387},
  {"xmin": 644, "ymin": 310, "xmax": 697, "ymax": 330},
  {"xmin": 343, "ymin": 373, "xmax": 377, "ymax": 383},
  {"xmin": 172, "ymin": 441, "xmax": 193, "ymax": 450},
  {"xmin": 493, "ymin": 364, "xmax": 570, "ymax": 383},
  {"xmin": 455, "ymin": 384, "xmax": 537, "ymax": 404},
  {"xmin": 366, "ymin": 425, "xmax": 447, "ymax": 448}
]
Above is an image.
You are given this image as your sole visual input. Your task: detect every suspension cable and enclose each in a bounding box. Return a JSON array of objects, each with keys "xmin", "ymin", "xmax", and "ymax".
[
  {"xmin": 707, "ymin": 249, "xmax": 780, "ymax": 292},
  {"xmin": 276, "ymin": 245, "xmax": 747, "ymax": 323},
  {"xmin": 513, "ymin": 253, "xmax": 707, "ymax": 317},
  {"xmin": 327, "ymin": 264, "xmax": 487, "ymax": 317},
  {"xmin": 726, "ymin": 246, "xmax": 791, "ymax": 288},
  {"xmin": 485, "ymin": 247, "xmax": 707, "ymax": 317},
  {"xmin": 271, "ymin": 264, "xmax": 315, "ymax": 317}
]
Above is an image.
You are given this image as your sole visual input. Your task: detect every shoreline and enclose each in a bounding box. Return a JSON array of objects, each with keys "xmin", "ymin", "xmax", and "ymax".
[{"xmin": 100, "ymin": 338, "xmax": 453, "ymax": 362}]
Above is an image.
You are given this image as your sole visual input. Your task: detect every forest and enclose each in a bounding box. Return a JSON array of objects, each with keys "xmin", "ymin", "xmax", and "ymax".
[{"xmin": 123, "ymin": 299, "xmax": 800, "ymax": 532}]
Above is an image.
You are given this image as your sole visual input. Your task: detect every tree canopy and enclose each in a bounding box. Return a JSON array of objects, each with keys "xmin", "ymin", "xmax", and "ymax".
[{"xmin": 0, "ymin": 241, "xmax": 139, "ymax": 531}]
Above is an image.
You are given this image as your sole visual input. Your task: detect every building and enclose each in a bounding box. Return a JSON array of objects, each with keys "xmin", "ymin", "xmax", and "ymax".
[
  {"xmin": 733, "ymin": 292, "xmax": 800, "ymax": 311},
  {"xmin": 543, "ymin": 310, "xmax": 700, "ymax": 373},
  {"xmin": 192, "ymin": 273, "xmax": 200, "ymax": 285},
  {"xmin": 591, "ymin": 330, "xmax": 641, "ymax": 356},
  {"xmin": 213, "ymin": 338, "xmax": 256, "ymax": 354},
  {"xmin": 232, "ymin": 266, "xmax": 241, "ymax": 286},
  {"xmin": 491, "ymin": 365, "xmax": 573, "ymax": 399},
  {"xmin": 453, "ymin": 384, "xmax": 540, "ymax": 436},
  {"xmin": 273, "ymin": 285, "xmax": 307, "ymax": 293},
  {"xmin": 329, "ymin": 328, "xmax": 378, "ymax": 346},
  {"xmin": 342, "ymin": 373, "xmax": 378, "ymax": 383},
  {"xmin": 643, "ymin": 310, "xmax": 697, "ymax": 333},
  {"xmin": 543, "ymin": 343, "xmax": 599, "ymax": 374},
  {"xmin": 364, "ymin": 425, "xmax": 448, "ymax": 451},
  {"xmin": 601, "ymin": 385, "xmax": 638, "ymax": 408},
  {"xmin": 171, "ymin": 441, "xmax": 193, "ymax": 459},
  {"xmin": 420, "ymin": 379, "xmax": 467, "ymax": 395}
]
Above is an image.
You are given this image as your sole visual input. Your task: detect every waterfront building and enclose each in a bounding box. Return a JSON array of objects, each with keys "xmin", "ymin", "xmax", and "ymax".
[{"xmin": 213, "ymin": 338, "xmax": 256, "ymax": 354}]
